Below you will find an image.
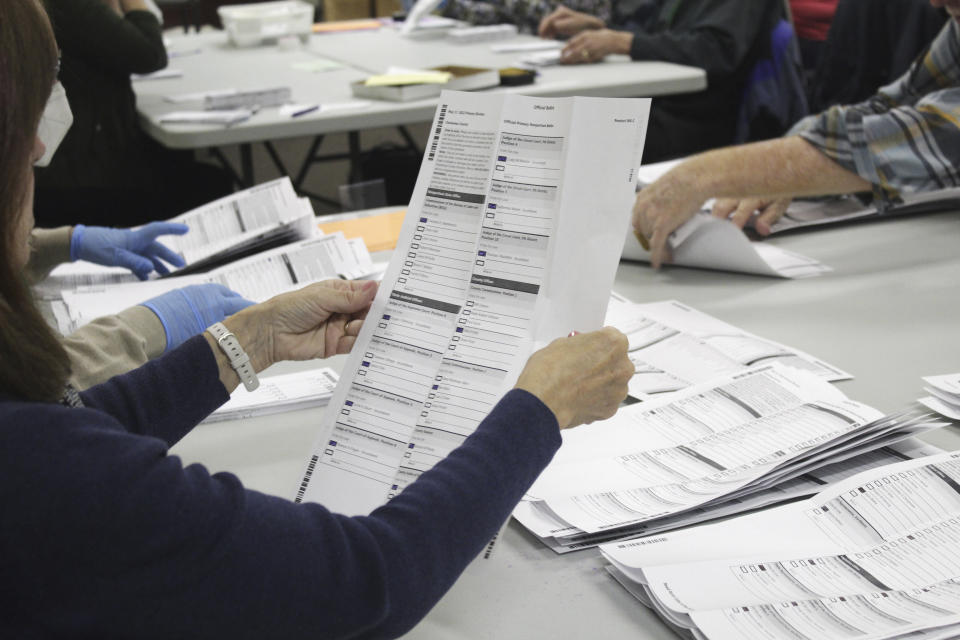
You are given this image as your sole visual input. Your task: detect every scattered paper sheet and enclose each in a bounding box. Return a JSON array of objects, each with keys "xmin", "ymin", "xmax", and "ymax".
[
  {"xmin": 204, "ymin": 368, "xmax": 340, "ymax": 423},
  {"xmin": 158, "ymin": 110, "xmax": 253, "ymax": 125},
  {"xmin": 491, "ymin": 40, "xmax": 563, "ymax": 53},
  {"xmin": 519, "ymin": 49, "xmax": 562, "ymax": 67},
  {"xmin": 317, "ymin": 209, "xmax": 407, "ymax": 252},
  {"xmin": 364, "ymin": 70, "xmax": 452, "ymax": 86},
  {"xmin": 290, "ymin": 58, "xmax": 344, "ymax": 72},
  {"xmin": 622, "ymin": 212, "xmax": 831, "ymax": 278},
  {"xmin": 312, "ymin": 18, "xmax": 383, "ymax": 33},
  {"xmin": 132, "ymin": 68, "xmax": 183, "ymax": 81},
  {"xmin": 605, "ymin": 297, "xmax": 851, "ymax": 401}
]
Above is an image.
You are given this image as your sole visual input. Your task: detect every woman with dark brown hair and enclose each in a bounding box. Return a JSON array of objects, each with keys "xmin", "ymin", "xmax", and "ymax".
[{"xmin": 0, "ymin": 4, "xmax": 632, "ymax": 636}]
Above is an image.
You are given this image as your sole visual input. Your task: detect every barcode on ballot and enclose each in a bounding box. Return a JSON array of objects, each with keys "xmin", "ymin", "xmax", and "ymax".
[
  {"xmin": 294, "ymin": 454, "xmax": 319, "ymax": 503},
  {"xmin": 427, "ymin": 104, "xmax": 448, "ymax": 161}
]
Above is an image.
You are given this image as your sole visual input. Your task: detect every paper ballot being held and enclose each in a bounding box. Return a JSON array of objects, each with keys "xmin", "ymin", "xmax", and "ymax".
[{"xmin": 293, "ymin": 90, "xmax": 650, "ymax": 516}]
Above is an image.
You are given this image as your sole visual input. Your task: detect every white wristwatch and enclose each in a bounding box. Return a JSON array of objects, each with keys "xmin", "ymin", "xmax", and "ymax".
[{"xmin": 206, "ymin": 322, "xmax": 259, "ymax": 391}]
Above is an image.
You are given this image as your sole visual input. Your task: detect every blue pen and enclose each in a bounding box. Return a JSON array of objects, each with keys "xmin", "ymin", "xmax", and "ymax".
[{"xmin": 291, "ymin": 105, "xmax": 319, "ymax": 117}]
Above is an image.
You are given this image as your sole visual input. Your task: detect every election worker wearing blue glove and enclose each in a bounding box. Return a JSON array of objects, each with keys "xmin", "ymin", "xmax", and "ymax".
[
  {"xmin": 70, "ymin": 221, "xmax": 189, "ymax": 280},
  {"xmin": 141, "ymin": 284, "xmax": 255, "ymax": 352}
]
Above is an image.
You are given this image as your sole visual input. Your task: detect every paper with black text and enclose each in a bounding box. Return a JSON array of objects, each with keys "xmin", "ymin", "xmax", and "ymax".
[
  {"xmin": 601, "ymin": 451, "xmax": 960, "ymax": 640},
  {"xmin": 604, "ymin": 297, "xmax": 850, "ymax": 400},
  {"xmin": 203, "ymin": 368, "xmax": 340, "ymax": 423},
  {"xmin": 293, "ymin": 90, "xmax": 649, "ymax": 515},
  {"xmin": 526, "ymin": 365, "xmax": 891, "ymax": 532},
  {"xmin": 514, "ymin": 438, "xmax": 942, "ymax": 553},
  {"xmin": 623, "ymin": 212, "xmax": 830, "ymax": 278},
  {"xmin": 58, "ymin": 233, "xmax": 371, "ymax": 333}
]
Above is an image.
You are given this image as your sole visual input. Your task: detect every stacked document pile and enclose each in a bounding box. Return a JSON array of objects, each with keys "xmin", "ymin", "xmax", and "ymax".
[
  {"xmin": 54, "ymin": 231, "xmax": 375, "ymax": 334},
  {"xmin": 773, "ymin": 186, "xmax": 960, "ymax": 234},
  {"xmin": 514, "ymin": 364, "xmax": 948, "ymax": 552},
  {"xmin": 37, "ymin": 177, "xmax": 314, "ymax": 299},
  {"xmin": 920, "ymin": 373, "xmax": 960, "ymax": 420},
  {"xmin": 606, "ymin": 296, "xmax": 850, "ymax": 400},
  {"xmin": 204, "ymin": 368, "xmax": 340, "ymax": 423},
  {"xmin": 602, "ymin": 450, "xmax": 960, "ymax": 640}
]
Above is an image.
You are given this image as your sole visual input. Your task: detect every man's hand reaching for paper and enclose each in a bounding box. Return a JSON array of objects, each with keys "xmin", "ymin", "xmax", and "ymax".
[{"xmin": 711, "ymin": 197, "xmax": 792, "ymax": 236}]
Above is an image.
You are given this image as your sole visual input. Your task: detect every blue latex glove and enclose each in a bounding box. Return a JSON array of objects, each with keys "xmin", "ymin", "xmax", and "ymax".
[
  {"xmin": 141, "ymin": 283, "xmax": 255, "ymax": 353},
  {"xmin": 70, "ymin": 222, "xmax": 190, "ymax": 280}
]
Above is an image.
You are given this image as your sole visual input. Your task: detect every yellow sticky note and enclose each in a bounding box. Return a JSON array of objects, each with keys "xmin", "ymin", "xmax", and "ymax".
[
  {"xmin": 318, "ymin": 209, "xmax": 407, "ymax": 253},
  {"xmin": 364, "ymin": 72, "xmax": 452, "ymax": 86}
]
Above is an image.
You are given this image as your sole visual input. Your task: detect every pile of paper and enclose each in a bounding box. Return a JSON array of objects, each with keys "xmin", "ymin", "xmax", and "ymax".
[
  {"xmin": 514, "ymin": 364, "xmax": 948, "ymax": 552},
  {"xmin": 38, "ymin": 177, "xmax": 315, "ymax": 299},
  {"xmin": 772, "ymin": 186, "xmax": 960, "ymax": 234},
  {"xmin": 605, "ymin": 296, "xmax": 850, "ymax": 400},
  {"xmin": 203, "ymin": 368, "xmax": 340, "ymax": 423},
  {"xmin": 920, "ymin": 373, "xmax": 960, "ymax": 420},
  {"xmin": 601, "ymin": 450, "xmax": 960, "ymax": 639},
  {"xmin": 54, "ymin": 231, "xmax": 376, "ymax": 334}
]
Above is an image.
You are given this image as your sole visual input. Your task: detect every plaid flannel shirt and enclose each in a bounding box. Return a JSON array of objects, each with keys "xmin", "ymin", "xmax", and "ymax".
[
  {"xmin": 790, "ymin": 19, "xmax": 960, "ymax": 206},
  {"xmin": 443, "ymin": 0, "xmax": 612, "ymax": 33}
]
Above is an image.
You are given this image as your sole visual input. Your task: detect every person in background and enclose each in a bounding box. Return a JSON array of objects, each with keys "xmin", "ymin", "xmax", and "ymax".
[
  {"xmin": 27, "ymin": 223, "xmax": 254, "ymax": 389},
  {"xmin": 632, "ymin": 0, "xmax": 960, "ymax": 269},
  {"xmin": 33, "ymin": 0, "xmax": 233, "ymax": 229},
  {"xmin": 443, "ymin": 0, "xmax": 611, "ymax": 34},
  {"xmin": 789, "ymin": 0, "xmax": 838, "ymax": 77},
  {"xmin": 1, "ymin": 2, "xmax": 634, "ymax": 637},
  {"xmin": 538, "ymin": 0, "xmax": 782, "ymax": 162}
]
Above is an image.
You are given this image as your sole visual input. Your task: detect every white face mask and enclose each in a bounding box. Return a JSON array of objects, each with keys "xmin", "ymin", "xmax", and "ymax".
[{"xmin": 35, "ymin": 81, "xmax": 73, "ymax": 167}]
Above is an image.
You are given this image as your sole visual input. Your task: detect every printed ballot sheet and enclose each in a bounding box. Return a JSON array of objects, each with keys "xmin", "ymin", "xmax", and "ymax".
[
  {"xmin": 622, "ymin": 212, "xmax": 831, "ymax": 278},
  {"xmin": 36, "ymin": 177, "xmax": 315, "ymax": 299},
  {"xmin": 920, "ymin": 373, "xmax": 960, "ymax": 420},
  {"xmin": 57, "ymin": 233, "xmax": 373, "ymax": 334},
  {"xmin": 515, "ymin": 364, "xmax": 944, "ymax": 547},
  {"xmin": 293, "ymin": 90, "xmax": 649, "ymax": 515},
  {"xmin": 600, "ymin": 451, "xmax": 960, "ymax": 640},
  {"xmin": 626, "ymin": 160, "xmax": 829, "ymax": 277},
  {"xmin": 604, "ymin": 297, "xmax": 850, "ymax": 400}
]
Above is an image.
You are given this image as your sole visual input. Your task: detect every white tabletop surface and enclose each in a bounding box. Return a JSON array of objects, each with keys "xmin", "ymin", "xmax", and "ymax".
[
  {"xmin": 169, "ymin": 209, "xmax": 960, "ymax": 639},
  {"xmin": 136, "ymin": 27, "xmax": 706, "ymax": 148}
]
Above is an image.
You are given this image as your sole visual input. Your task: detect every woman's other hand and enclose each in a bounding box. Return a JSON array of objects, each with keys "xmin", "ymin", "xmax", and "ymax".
[{"xmin": 515, "ymin": 327, "xmax": 632, "ymax": 429}]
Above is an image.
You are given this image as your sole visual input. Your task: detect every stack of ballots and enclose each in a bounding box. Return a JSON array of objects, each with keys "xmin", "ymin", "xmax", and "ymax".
[
  {"xmin": 601, "ymin": 449, "xmax": 960, "ymax": 640},
  {"xmin": 920, "ymin": 373, "xmax": 960, "ymax": 421},
  {"xmin": 48, "ymin": 177, "xmax": 378, "ymax": 335},
  {"xmin": 513, "ymin": 363, "xmax": 949, "ymax": 553},
  {"xmin": 38, "ymin": 177, "xmax": 316, "ymax": 299}
]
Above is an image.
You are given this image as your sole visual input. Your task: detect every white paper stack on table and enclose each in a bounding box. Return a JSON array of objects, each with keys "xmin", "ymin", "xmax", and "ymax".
[
  {"xmin": 605, "ymin": 296, "xmax": 850, "ymax": 400},
  {"xmin": 203, "ymin": 368, "xmax": 340, "ymax": 423},
  {"xmin": 920, "ymin": 373, "xmax": 960, "ymax": 420},
  {"xmin": 292, "ymin": 90, "xmax": 650, "ymax": 515},
  {"xmin": 601, "ymin": 450, "xmax": 960, "ymax": 640},
  {"xmin": 56, "ymin": 230, "xmax": 375, "ymax": 334},
  {"xmin": 772, "ymin": 186, "xmax": 960, "ymax": 234},
  {"xmin": 624, "ymin": 160, "xmax": 830, "ymax": 278},
  {"xmin": 37, "ymin": 177, "xmax": 314, "ymax": 300},
  {"xmin": 513, "ymin": 364, "xmax": 948, "ymax": 552}
]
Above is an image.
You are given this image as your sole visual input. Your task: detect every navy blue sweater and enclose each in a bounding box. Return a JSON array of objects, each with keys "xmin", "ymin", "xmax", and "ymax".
[{"xmin": 0, "ymin": 336, "xmax": 560, "ymax": 638}]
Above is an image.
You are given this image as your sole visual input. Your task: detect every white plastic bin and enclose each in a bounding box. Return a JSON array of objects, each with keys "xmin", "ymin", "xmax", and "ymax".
[{"xmin": 218, "ymin": 1, "xmax": 314, "ymax": 47}]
